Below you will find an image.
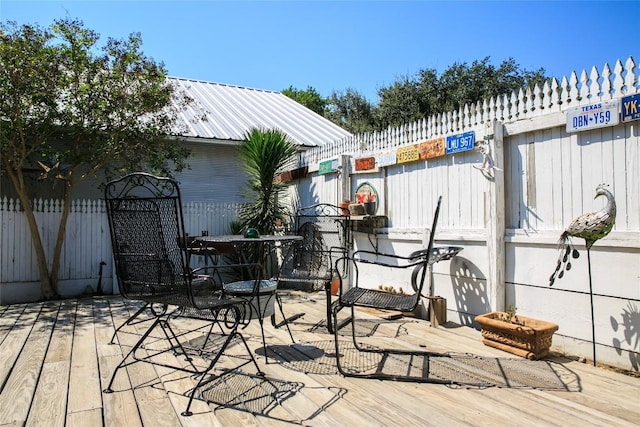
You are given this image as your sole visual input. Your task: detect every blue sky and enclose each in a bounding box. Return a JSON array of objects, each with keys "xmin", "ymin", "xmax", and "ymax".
[{"xmin": 1, "ymin": 1, "xmax": 638, "ymax": 102}]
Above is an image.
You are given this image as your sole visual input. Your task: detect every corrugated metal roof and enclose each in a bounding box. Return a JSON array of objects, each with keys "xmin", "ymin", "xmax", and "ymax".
[{"xmin": 169, "ymin": 77, "xmax": 352, "ymax": 147}]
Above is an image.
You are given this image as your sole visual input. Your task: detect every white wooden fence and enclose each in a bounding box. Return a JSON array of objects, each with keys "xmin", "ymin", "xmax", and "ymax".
[
  {"xmin": 295, "ymin": 56, "xmax": 640, "ymax": 371},
  {"xmin": 0, "ymin": 197, "xmax": 240, "ymax": 303}
]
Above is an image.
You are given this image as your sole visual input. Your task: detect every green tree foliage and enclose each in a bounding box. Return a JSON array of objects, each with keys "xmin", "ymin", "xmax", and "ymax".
[
  {"xmin": 435, "ymin": 57, "xmax": 546, "ymax": 113},
  {"xmin": 325, "ymin": 88, "xmax": 376, "ymax": 134},
  {"xmin": 321, "ymin": 57, "xmax": 548, "ymax": 132},
  {"xmin": 237, "ymin": 128, "xmax": 298, "ymax": 235},
  {"xmin": 281, "ymin": 85, "xmax": 327, "ymax": 116},
  {"xmin": 0, "ymin": 18, "xmax": 190, "ymax": 299},
  {"xmin": 376, "ymin": 75, "xmax": 428, "ymax": 130}
]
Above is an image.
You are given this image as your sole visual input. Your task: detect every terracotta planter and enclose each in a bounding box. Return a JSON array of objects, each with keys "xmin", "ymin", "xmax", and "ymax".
[
  {"xmin": 338, "ymin": 201, "xmax": 351, "ymax": 216},
  {"xmin": 475, "ymin": 312, "xmax": 558, "ymax": 360},
  {"xmin": 330, "ymin": 276, "xmax": 340, "ymax": 296}
]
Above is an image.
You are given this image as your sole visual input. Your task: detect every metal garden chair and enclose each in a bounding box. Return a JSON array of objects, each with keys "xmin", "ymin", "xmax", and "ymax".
[
  {"xmin": 275, "ymin": 203, "xmax": 350, "ymax": 331},
  {"xmin": 103, "ymin": 172, "xmax": 264, "ymax": 416},
  {"xmin": 331, "ymin": 196, "xmax": 455, "ymax": 383}
]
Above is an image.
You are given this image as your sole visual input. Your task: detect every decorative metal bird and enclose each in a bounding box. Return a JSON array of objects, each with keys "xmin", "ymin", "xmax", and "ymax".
[{"xmin": 549, "ymin": 183, "xmax": 616, "ymax": 286}]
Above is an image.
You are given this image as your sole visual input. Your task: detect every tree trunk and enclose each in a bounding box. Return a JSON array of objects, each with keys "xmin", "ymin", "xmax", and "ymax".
[
  {"xmin": 2, "ymin": 160, "xmax": 57, "ymax": 299},
  {"xmin": 50, "ymin": 179, "xmax": 74, "ymax": 293}
]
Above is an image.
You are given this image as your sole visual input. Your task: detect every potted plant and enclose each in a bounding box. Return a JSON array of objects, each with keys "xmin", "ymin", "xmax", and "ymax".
[
  {"xmin": 475, "ymin": 306, "xmax": 558, "ymax": 360},
  {"xmin": 356, "ymin": 191, "xmax": 377, "ymax": 215},
  {"xmin": 237, "ymin": 128, "xmax": 298, "ymax": 235}
]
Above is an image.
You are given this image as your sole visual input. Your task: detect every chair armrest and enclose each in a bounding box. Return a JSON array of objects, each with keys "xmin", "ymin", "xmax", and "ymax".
[{"xmin": 350, "ymin": 250, "xmax": 429, "ymax": 268}]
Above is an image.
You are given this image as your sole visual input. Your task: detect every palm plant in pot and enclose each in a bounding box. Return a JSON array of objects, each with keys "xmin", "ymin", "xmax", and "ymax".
[
  {"xmin": 237, "ymin": 127, "xmax": 298, "ymax": 235},
  {"xmin": 475, "ymin": 306, "xmax": 559, "ymax": 360}
]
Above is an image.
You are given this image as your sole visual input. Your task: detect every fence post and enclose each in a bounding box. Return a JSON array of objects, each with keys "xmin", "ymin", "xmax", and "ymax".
[
  {"xmin": 339, "ymin": 154, "xmax": 351, "ymax": 203},
  {"xmin": 486, "ymin": 119, "xmax": 506, "ymax": 311}
]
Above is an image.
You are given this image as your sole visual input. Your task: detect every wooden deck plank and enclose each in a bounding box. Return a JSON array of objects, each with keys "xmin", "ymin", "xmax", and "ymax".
[
  {"xmin": 238, "ymin": 308, "xmax": 458, "ymax": 426},
  {"xmin": 94, "ymin": 297, "xmax": 144, "ymax": 427},
  {"xmin": 0, "ymin": 293, "xmax": 637, "ymax": 426},
  {"xmin": 99, "ymin": 352, "xmax": 144, "ymax": 427},
  {"xmin": 66, "ymin": 408, "xmax": 103, "ymax": 427},
  {"xmin": 67, "ymin": 299, "xmax": 103, "ymax": 415},
  {"xmin": 0, "ymin": 304, "xmax": 40, "ymax": 388},
  {"xmin": 25, "ymin": 361, "xmax": 69, "ymax": 427},
  {"xmin": 0, "ymin": 302, "xmax": 58, "ymax": 426},
  {"xmin": 116, "ymin": 302, "xmax": 225, "ymax": 427},
  {"xmin": 26, "ymin": 299, "xmax": 76, "ymax": 427},
  {"xmin": 208, "ymin": 333, "xmax": 345, "ymax": 427},
  {"xmin": 0, "ymin": 304, "xmax": 26, "ymax": 343}
]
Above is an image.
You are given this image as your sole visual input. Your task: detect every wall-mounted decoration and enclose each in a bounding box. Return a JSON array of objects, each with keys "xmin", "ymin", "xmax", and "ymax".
[
  {"xmin": 566, "ymin": 99, "xmax": 619, "ymax": 133},
  {"xmin": 472, "ymin": 140, "xmax": 499, "ymax": 179},
  {"xmin": 396, "ymin": 144, "xmax": 420, "ymax": 164},
  {"xmin": 419, "ymin": 137, "xmax": 445, "ymax": 160},
  {"xmin": 445, "ymin": 131, "xmax": 475, "ymax": 155},
  {"xmin": 355, "ymin": 157, "xmax": 376, "ymax": 171},
  {"xmin": 278, "ymin": 166, "xmax": 309, "ymax": 183},
  {"xmin": 621, "ymin": 94, "xmax": 639, "ymax": 123},
  {"xmin": 355, "ymin": 182, "xmax": 379, "ymax": 215},
  {"xmin": 377, "ymin": 151, "xmax": 396, "ymax": 167},
  {"xmin": 318, "ymin": 158, "xmax": 338, "ymax": 175}
]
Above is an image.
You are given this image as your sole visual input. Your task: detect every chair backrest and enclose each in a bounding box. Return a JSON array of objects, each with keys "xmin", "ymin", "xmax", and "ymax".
[
  {"xmin": 279, "ymin": 203, "xmax": 350, "ymax": 290},
  {"xmin": 105, "ymin": 172, "xmax": 192, "ymax": 306},
  {"xmin": 411, "ymin": 195, "xmax": 442, "ymax": 297},
  {"xmin": 341, "ymin": 196, "xmax": 441, "ymax": 311}
]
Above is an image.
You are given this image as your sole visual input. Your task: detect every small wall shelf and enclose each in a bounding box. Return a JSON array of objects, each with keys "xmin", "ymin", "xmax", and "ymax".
[{"xmin": 349, "ymin": 215, "xmax": 388, "ymax": 235}]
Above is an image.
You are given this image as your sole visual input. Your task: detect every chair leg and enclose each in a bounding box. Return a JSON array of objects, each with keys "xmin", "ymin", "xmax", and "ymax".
[
  {"xmin": 270, "ymin": 293, "xmax": 301, "ymax": 342},
  {"xmin": 109, "ymin": 302, "xmax": 150, "ymax": 344},
  {"xmin": 332, "ymin": 303, "xmax": 353, "ymax": 377},
  {"xmin": 104, "ymin": 316, "xmax": 163, "ymax": 393},
  {"xmin": 332, "ymin": 304, "xmax": 454, "ymax": 383},
  {"xmin": 326, "ymin": 281, "xmax": 351, "ymax": 334},
  {"xmin": 325, "ymin": 280, "xmax": 334, "ymax": 333},
  {"xmin": 182, "ymin": 307, "xmax": 264, "ymax": 416},
  {"xmin": 182, "ymin": 329, "xmax": 263, "ymax": 416},
  {"xmin": 106, "ymin": 305, "xmax": 266, "ymax": 417}
]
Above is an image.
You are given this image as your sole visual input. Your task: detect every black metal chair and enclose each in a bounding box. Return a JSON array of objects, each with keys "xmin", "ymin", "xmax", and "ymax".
[
  {"xmin": 107, "ymin": 236, "xmax": 222, "ymax": 345},
  {"xmin": 331, "ymin": 196, "xmax": 454, "ymax": 383},
  {"xmin": 276, "ymin": 203, "xmax": 350, "ymax": 331},
  {"xmin": 103, "ymin": 172, "xmax": 264, "ymax": 416}
]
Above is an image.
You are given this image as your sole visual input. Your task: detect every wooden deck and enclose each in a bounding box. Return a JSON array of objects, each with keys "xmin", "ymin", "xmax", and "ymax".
[{"xmin": 0, "ymin": 291, "xmax": 637, "ymax": 426}]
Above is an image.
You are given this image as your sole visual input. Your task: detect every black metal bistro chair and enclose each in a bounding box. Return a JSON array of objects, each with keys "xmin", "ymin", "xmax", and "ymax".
[
  {"xmin": 107, "ymin": 236, "xmax": 223, "ymax": 345},
  {"xmin": 276, "ymin": 203, "xmax": 350, "ymax": 331},
  {"xmin": 331, "ymin": 196, "xmax": 455, "ymax": 383},
  {"xmin": 103, "ymin": 172, "xmax": 264, "ymax": 416}
]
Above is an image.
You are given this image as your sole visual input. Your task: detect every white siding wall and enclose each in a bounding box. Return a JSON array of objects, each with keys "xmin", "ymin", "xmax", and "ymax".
[{"xmin": 175, "ymin": 142, "xmax": 248, "ymax": 203}]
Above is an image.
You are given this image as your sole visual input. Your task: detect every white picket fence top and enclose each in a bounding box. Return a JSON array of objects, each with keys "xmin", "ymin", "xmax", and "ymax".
[{"xmin": 302, "ymin": 56, "xmax": 638, "ymax": 165}]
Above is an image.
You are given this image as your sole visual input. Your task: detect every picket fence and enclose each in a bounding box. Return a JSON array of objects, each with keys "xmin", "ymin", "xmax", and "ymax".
[
  {"xmin": 0, "ymin": 197, "xmax": 240, "ymax": 295},
  {"xmin": 294, "ymin": 56, "xmax": 639, "ymax": 371},
  {"xmin": 302, "ymin": 57, "xmax": 639, "ymax": 165}
]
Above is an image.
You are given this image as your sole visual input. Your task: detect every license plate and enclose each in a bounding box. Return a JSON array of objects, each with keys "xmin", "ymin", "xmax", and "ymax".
[
  {"xmin": 446, "ymin": 131, "xmax": 475, "ymax": 155},
  {"xmin": 566, "ymin": 99, "xmax": 619, "ymax": 132},
  {"xmin": 621, "ymin": 94, "xmax": 640, "ymax": 122}
]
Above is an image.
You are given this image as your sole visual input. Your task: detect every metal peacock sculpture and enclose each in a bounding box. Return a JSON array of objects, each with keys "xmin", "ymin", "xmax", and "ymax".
[
  {"xmin": 548, "ymin": 183, "xmax": 616, "ymax": 366},
  {"xmin": 549, "ymin": 183, "xmax": 616, "ymax": 286}
]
